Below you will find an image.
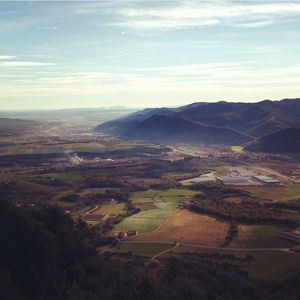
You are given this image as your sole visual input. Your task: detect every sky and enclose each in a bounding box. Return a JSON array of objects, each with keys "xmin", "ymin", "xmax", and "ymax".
[{"xmin": 0, "ymin": 0, "xmax": 300, "ymax": 110}]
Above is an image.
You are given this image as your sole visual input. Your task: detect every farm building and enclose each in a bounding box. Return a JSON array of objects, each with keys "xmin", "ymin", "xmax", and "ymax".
[{"xmin": 252, "ymin": 175, "xmax": 279, "ymax": 185}]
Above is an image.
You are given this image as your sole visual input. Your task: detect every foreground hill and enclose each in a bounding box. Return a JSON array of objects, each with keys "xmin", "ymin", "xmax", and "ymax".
[
  {"xmin": 2, "ymin": 201, "xmax": 300, "ymax": 300},
  {"xmin": 246, "ymin": 128, "xmax": 300, "ymax": 153},
  {"xmin": 95, "ymin": 98, "xmax": 300, "ymax": 145}
]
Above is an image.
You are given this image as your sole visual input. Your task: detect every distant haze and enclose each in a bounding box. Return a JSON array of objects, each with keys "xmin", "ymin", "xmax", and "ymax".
[{"xmin": 1, "ymin": 1, "xmax": 300, "ymax": 110}]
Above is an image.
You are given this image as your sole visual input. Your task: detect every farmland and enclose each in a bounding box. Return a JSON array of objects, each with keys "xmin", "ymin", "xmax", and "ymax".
[
  {"xmin": 93, "ymin": 203, "xmax": 125, "ymax": 215},
  {"xmin": 230, "ymin": 224, "xmax": 291, "ymax": 248},
  {"xmin": 40, "ymin": 172, "xmax": 83, "ymax": 183},
  {"xmin": 115, "ymin": 207, "xmax": 175, "ymax": 233},
  {"xmin": 117, "ymin": 241, "xmax": 174, "ymax": 256},
  {"xmin": 244, "ymin": 184, "xmax": 300, "ymax": 202},
  {"xmin": 172, "ymin": 245, "xmax": 300, "ymax": 279},
  {"xmin": 117, "ymin": 240, "xmax": 300, "ymax": 280},
  {"xmin": 133, "ymin": 209, "xmax": 229, "ymax": 245},
  {"xmin": 231, "ymin": 146, "xmax": 244, "ymax": 153},
  {"xmin": 115, "ymin": 189, "xmax": 200, "ymax": 233}
]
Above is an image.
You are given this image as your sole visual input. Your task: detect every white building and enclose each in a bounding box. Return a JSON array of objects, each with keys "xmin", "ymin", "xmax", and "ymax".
[{"xmin": 252, "ymin": 175, "xmax": 279, "ymax": 185}]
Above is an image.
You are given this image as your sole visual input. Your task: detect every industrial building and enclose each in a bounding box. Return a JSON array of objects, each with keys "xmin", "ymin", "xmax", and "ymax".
[
  {"xmin": 252, "ymin": 175, "xmax": 280, "ymax": 185},
  {"xmin": 216, "ymin": 176, "xmax": 249, "ymax": 185}
]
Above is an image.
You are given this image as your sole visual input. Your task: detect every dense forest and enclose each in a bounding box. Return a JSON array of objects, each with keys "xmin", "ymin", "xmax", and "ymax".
[{"xmin": 1, "ymin": 200, "xmax": 300, "ymax": 300}]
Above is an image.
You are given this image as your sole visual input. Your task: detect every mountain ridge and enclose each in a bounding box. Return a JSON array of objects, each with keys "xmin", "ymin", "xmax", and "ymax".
[{"xmin": 95, "ymin": 98, "xmax": 300, "ymax": 145}]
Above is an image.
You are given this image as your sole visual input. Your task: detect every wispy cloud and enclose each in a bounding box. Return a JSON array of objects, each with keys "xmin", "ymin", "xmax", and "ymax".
[
  {"xmin": 107, "ymin": 1, "xmax": 300, "ymax": 29},
  {"xmin": 110, "ymin": 18, "xmax": 220, "ymax": 30},
  {"xmin": 137, "ymin": 62, "xmax": 252, "ymax": 75},
  {"xmin": 0, "ymin": 55, "xmax": 16, "ymax": 60},
  {"xmin": 236, "ymin": 20, "xmax": 275, "ymax": 28},
  {"xmin": 135, "ymin": 62, "xmax": 300, "ymax": 84},
  {"xmin": 0, "ymin": 61, "xmax": 56, "ymax": 67}
]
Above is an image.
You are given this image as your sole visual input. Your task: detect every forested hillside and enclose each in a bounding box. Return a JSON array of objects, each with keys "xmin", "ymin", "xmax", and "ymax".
[{"xmin": 1, "ymin": 200, "xmax": 300, "ymax": 300}]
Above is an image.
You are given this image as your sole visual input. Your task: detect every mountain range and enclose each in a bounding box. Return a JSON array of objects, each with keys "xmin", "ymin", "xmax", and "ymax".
[
  {"xmin": 246, "ymin": 128, "xmax": 300, "ymax": 153},
  {"xmin": 95, "ymin": 98, "xmax": 300, "ymax": 146}
]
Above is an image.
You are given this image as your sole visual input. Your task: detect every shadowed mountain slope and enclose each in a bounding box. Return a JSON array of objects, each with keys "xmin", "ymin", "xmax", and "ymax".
[
  {"xmin": 124, "ymin": 115, "xmax": 251, "ymax": 145},
  {"xmin": 246, "ymin": 128, "xmax": 300, "ymax": 153},
  {"xmin": 95, "ymin": 98, "xmax": 300, "ymax": 145}
]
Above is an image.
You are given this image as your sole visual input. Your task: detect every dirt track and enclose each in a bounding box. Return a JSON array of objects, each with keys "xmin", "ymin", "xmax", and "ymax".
[{"xmin": 125, "ymin": 240, "xmax": 294, "ymax": 253}]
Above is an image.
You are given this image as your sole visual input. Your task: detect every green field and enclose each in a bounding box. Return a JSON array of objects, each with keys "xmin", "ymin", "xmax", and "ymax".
[
  {"xmin": 0, "ymin": 141, "xmax": 159, "ymax": 156},
  {"xmin": 72, "ymin": 206, "xmax": 92, "ymax": 218},
  {"xmin": 86, "ymin": 220, "xmax": 102, "ymax": 226},
  {"xmin": 42, "ymin": 171, "xmax": 83, "ymax": 183},
  {"xmin": 208, "ymin": 165, "xmax": 231, "ymax": 172},
  {"xmin": 231, "ymin": 146, "xmax": 244, "ymax": 153},
  {"xmin": 1, "ymin": 143, "xmax": 107, "ymax": 155},
  {"xmin": 4, "ymin": 174, "xmax": 55, "ymax": 192},
  {"xmin": 110, "ymin": 142, "xmax": 158, "ymax": 151},
  {"xmin": 118, "ymin": 241, "xmax": 174, "ymax": 256},
  {"xmin": 131, "ymin": 188, "xmax": 199, "ymax": 200},
  {"xmin": 115, "ymin": 189, "xmax": 200, "ymax": 233},
  {"xmin": 115, "ymin": 208, "xmax": 173, "ymax": 232},
  {"xmin": 245, "ymin": 184, "xmax": 300, "ymax": 201},
  {"xmin": 94, "ymin": 203, "xmax": 125, "ymax": 215},
  {"xmin": 54, "ymin": 190, "xmax": 75, "ymax": 200},
  {"xmin": 250, "ymin": 225, "xmax": 282, "ymax": 240}
]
